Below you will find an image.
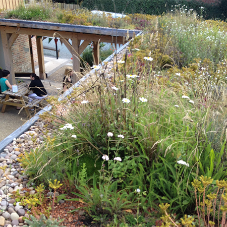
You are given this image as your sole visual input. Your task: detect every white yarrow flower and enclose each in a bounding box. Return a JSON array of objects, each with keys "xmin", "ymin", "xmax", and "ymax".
[
  {"xmin": 71, "ymin": 135, "xmax": 77, "ymax": 139},
  {"xmin": 113, "ymin": 157, "xmax": 122, "ymax": 162},
  {"xmin": 81, "ymin": 100, "xmax": 89, "ymax": 104},
  {"xmin": 189, "ymin": 100, "xmax": 194, "ymax": 104},
  {"xmin": 174, "ymin": 105, "xmax": 179, "ymax": 108},
  {"xmin": 136, "ymin": 188, "xmax": 141, "ymax": 193},
  {"xmin": 112, "ymin": 86, "xmax": 119, "ymax": 91},
  {"xmin": 126, "ymin": 74, "xmax": 139, "ymax": 79},
  {"xmin": 144, "ymin": 57, "xmax": 153, "ymax": 61},
  {"xmin": 92, "ymin": 65, "xmax": 101, "ymax": 70},
  {"xmin": 60, "ymin": 123, "xmax": 74, "ymax": 130},
  {"xmin": 177, "ymin": 160, "xmax": 189, "ymax": 167},
  {"xmin": 139, "ymin": 97, "xmax": 148, "ymax": 102},
  {"xmin": 182, "ymin": 95, "xmax": 190, "ymax": 99},
  {"xmin": 107, "ymin": 132, "xmax": 113, "ymax": 137},
  {"xmin": 118, "ymin": 134, "xmax": 124, "ymax": 138},
  {"xmin": 102, "ymin": 155, "xmax": 109, "ymax": 161},
  {"xmin": 122, "ymin": 98, "xmax": 130, "ymax": 103}
]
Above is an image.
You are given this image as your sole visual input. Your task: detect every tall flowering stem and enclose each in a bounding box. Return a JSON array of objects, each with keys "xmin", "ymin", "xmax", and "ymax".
[
  {"xmin": 98, "ymin": 85, "xmax": 104, "ymax": 124},
  {"xmin": 48, "ymin": 179, "xmax": 63, "ymax": 210},
  {"xmin": 203, "ymin": 187, "xmax": 207, "ymax": 226},
  {"xmin": 200, "ymin": 176, "xmax": 213, "ymax": 227},
  {"xmin": 123, "ymin": 51, "xmax": 128, "ymax": 125},
  {"xmin": 195, "ymin": 189, "xmax": 201, "ymax": 227},
  {"xmin": 159, "ymin": 204, "xmax": 178, "ymax": 227},
  {"xmin": 192, "ymin": 179, "xmax": 201, "ymax": 227},
  {"xmin": 213, "ymin": 187, "xmax": 220, "ymax": 222},
  {"xmin": 218, "ymin": 188, "xmax": 225, "ymax": 227}
]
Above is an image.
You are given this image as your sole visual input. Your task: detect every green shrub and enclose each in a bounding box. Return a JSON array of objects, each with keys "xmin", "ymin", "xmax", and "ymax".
[{"xmin": 6, "ymin": 5, "xmax": 52, "ymax": 21}]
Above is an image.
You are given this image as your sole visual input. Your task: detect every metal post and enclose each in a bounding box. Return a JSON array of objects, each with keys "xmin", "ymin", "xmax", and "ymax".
[{"xmin": 54, "ymin": 38, "xmax": 58, "ymax": 59}]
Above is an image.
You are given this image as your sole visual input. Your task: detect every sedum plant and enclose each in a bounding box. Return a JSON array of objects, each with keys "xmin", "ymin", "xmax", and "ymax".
[{"xmin": 25, "ymin": 214, "xmax": 64, "ymax": 227}]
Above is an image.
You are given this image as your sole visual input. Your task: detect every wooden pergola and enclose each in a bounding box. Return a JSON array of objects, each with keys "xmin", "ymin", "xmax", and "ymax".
[{"xmin": 0, "ymin": 19, "xmax": 140, "ymax": 83}]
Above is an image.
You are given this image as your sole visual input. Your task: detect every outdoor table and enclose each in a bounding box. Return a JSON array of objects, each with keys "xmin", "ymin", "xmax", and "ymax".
[{"xmin": 1, "ymin": 82, "xmax": 31, "ymax": 118}]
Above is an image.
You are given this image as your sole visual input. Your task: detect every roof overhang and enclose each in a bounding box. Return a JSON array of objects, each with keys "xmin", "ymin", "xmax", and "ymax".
[{"xmin": 0, "ymin": 18, "xmax": 140, "ymax": 38}]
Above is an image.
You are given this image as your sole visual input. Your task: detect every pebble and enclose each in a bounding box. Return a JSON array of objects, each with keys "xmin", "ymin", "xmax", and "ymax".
[
  {"xmin": 29, "ymin": 190, "xmax": 35, "ymax": 195},
  {"xmin": 7, "ymin": 208, "xmax": 15, "ymax": 214},
  {"xmin": 1, "ymin": 201, "xmax": 8, "ymax": 207},
  {"xmin": 10, "ymin": 213, "xmax": 19, "ymax": 221},
  {"xmin": 10, "ymin": 155, "xmax": 17, "ymax": 160},
  {"xmin": 18, "ymin": 216, "xmax": 23, "ymax": 223},
  {"xmin": 17, "ymin": 209, "xmax": 25, "ymax": 217},
  {"xmin": 0, "ymin": 216, "xmax": 5, "ymax": 226},
  {"xmin": 2, "ymin": 212, "xmax": 10, "ymax": 219},
  {"xmin": 14, "ymin": 206, "xmax": 23, "ymax": 212}
]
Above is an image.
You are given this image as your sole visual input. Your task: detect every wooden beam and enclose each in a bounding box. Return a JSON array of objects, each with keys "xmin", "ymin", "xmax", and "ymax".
[
  {"xmin": 60, "ymin": 38, "xmax": 73, "ymax": 55},
  {"xmin": 8, "ymin": 33, "xmax": 19, "ymax": 48},
  {"xmin": 28, "ymin": 35, "xmax": 35, "ymax": 73},
  {"xmin": 93, "ymin": 41, "xmax": 100, "ymax": 65},
  {"xmin": 1, "ymin": 26, "xmax": 124, "ymax": 44},
  {"xmin": 72, "ymin": 34, "xmax": 80, "ymax": 72},
  {"xmin": 36, "ymin": 36, "xmax": 46, "ymax": 80},
  {"xmin": 79, "ymin": 40, "xmax": 90, "ymax": 55},
  {"xmin": 1, "ymin": 31, "xmax": 15, "ymax": 84}
]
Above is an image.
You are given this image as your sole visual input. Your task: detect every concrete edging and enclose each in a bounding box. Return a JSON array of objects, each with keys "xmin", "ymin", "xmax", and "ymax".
[{"xmin": 0, "ymin": 31, "xmax": 142, "ymax": 152}]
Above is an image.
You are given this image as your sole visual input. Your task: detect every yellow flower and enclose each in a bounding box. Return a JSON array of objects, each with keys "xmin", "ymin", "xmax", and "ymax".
[
  {"xmin": 36, "ymin": 184, "xmax": 45, "ymax": 193},
  {"xmin": 221, "ymin": 205, "xmax": 227, "ymax": 212},
  {"xmin": 216, "ymin": 180, "xmax": 226, "ymax": 188},
  {"xmin": 180, "ymin": 215, "xmax": 194, "ymax": 226},
  {"xmin": 159, "ymin": 203, "xmax": 170, "ymax": 212},
  {"xmin": 209, "ymin": 221, "xmax": 215, "ymax": 226},
  {"xmin": 200, "ymin": 176, "xmax": 213, "ymax": 187},
  {"xmin": 48, "ymin": 179, "xmax": 62, "ymax": 190},
  {"xmin": 192, "ymin": 179, "xmax": 201, "ymax": 189},
  {"xmin": 207, "ymin": 193, "xmax": 217, "ymax": 200},
  {"xmin": 222, "ymin": 194, "xmax": 227, "ymax": 203},
  {"xmin": 198, "ymin": 187, "xmax": 204, "ymax": 194}
]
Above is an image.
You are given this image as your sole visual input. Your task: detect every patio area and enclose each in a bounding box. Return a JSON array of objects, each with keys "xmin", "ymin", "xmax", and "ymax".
[{"xmin": 0, "ymin": 56, "xmax": 70, "ymax": 142}]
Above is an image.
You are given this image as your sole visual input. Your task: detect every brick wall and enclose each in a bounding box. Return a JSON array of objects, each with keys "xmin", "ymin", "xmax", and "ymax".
[{"xmin": 11, "ymin": 35, "xmax": 38, "ymax": 73}]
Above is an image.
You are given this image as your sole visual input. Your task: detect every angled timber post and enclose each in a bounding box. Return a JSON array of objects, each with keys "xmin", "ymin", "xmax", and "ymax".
[
  {"xmin": 71, "ymin": 34, "xmax": 80, "ymax": 73},
  {"xmin": 93, "ymin": 41, "xmax": 100, "ymax": 65},
  {"xmin": 36, "ymin": 36, "xmax": 46, "ymax": 80},
  {"xmin": 1, "ymin": 30, "xmax": 16, "ymax": 84}
]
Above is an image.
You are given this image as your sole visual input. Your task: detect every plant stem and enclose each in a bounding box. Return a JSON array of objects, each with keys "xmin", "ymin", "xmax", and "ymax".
[
  {"xmin": 203, "ymin": 187, "xmax": 207, "ymax": 226},
  {"xmin": 218, "ymin": 189, "xmax": 225, "ymax": 227},
  {"xmin": 165, "ymin": 211, "xmax": 178, "ymax": 227},
  {"xmin": 52, "ymin": 190, "xmax": 56, "ymax": 211},
  {"xmin": 195, "ymin": 189, "xmax": 201, "ymax": 227},
  {"xmin": 213, "ymin": 187, "xmax": 220, "ymax": 222}
]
